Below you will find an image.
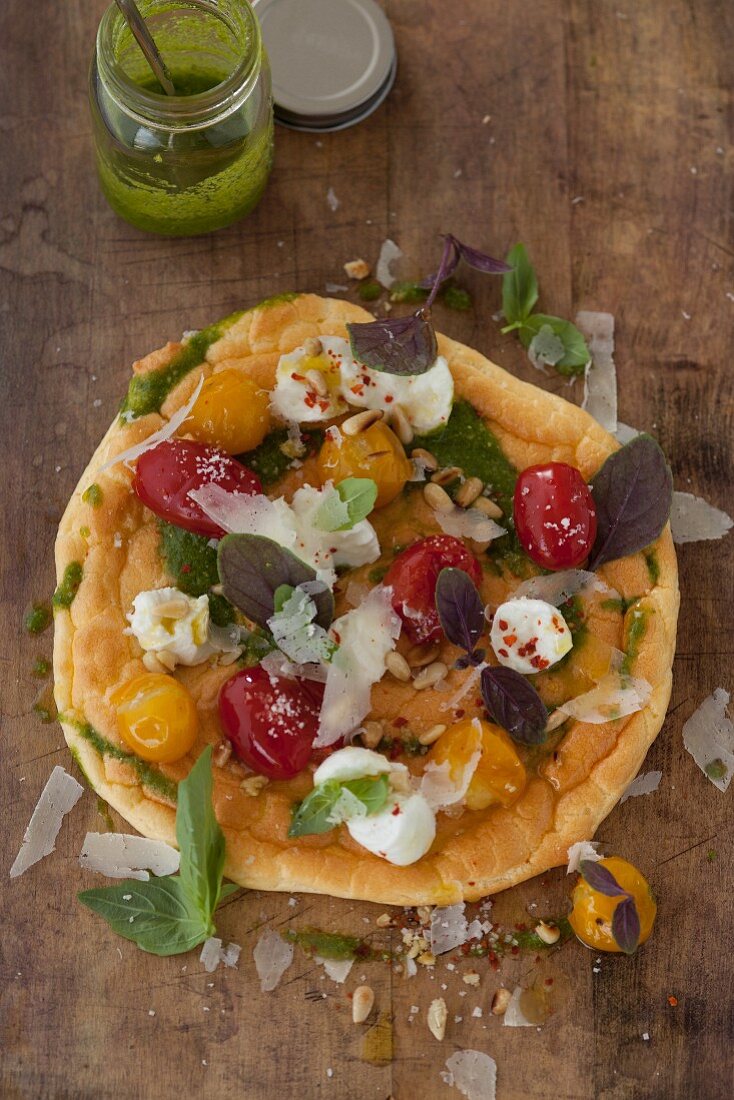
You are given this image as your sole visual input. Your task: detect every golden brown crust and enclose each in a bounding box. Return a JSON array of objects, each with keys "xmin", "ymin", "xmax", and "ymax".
[{"xmin": 54, "ymin": 294, "xmax": 679, "ymax": 905}]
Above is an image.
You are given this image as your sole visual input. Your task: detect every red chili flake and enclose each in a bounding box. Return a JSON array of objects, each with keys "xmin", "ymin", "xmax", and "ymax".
[
  {"xmin": 498, "ymin": 620, "xmax": 508, "ymax": 631},
  {"xmin": 468, "ymin": 881, "xmax": 476, "ymax": 887},
  {"xmin": 454, "ymin": 709, "xmax": 465, "ymax": 719},
  {"xmin": 510, "ymin": 946, "xmax": 519, "ymax": 956},
  {"xmin": 488, "ymin": 951, "xmax": 499, "ymax": 971},
  {"xmin": 291, "ymin": 372, "xmax": 306, "ymax": 382},
  {"xmin": 668, "ymin": 995, "xmax": 678, "ymax": 1007},
  {"xmin": 498, "ymin": 648, "xmax": 509, "ymax": 658},
  {"xmin": 503, "ymin": 634, "xmax": 517, "ymax": 646},
  {"xmin": 384, "ymin": 395, "xmax": 394, "ymax": 403},
  {"xmin": 545, "ymin": 978, "xmax": 554, "ymax": 987},
  {"xmin": 393, "ymin": 716, "xmax": 409, "ymax": 728},
  {"xmin": 304, "ymin": 394, "xmax": 317, "ymax": 408},
  {"xmin": 181, "ymin": 564, "xmax": 191, "ymax": 574},
  {"xmin": 391, "ymin": 804, "xmax": 401, "ymax": 816}
]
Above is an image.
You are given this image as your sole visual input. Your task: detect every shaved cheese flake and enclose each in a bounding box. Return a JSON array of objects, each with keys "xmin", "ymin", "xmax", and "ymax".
[
  {"xmin": 557, "ymin": 671, "xmax": 652, "ymax": 724},
  {"xmin": 441, "ymin": 1050, "xmax": 497, "ymax": 1100},
  {"xmin": 79, "ymin": 832, "xmax": 180, "ymax": 881},
  {"xmin": 253, "ymin": 930, "xmax": 294, "ymax": 992},
  {"xmin": 670, "ymin": 491, "xmax": 733, "ymax": 544},
  {"xmin": 10, "ymin": 767, "xmax": 84, "ymax": 878},
  {"xmin": 503, "ymin": 986, "xmax": 536, "ymax": 1028},
  {"xmin": 430, "ymin": 903, "xmax": 468, "ymax": 955},
  {"xmin": 421, "ymin": 750, "xmax": 481, "ymax": 810},
  {"xmin": 511, "ymin": 569, "xmax": 617, "ymax": 606},
  {"xmin": 316, "ymin": 956, "xmax": 354, "ymax": 983},
  {"xmin": 577, "ymin": 310, "xmax": 617, "ymax": 433},
  {"xmin": 614, "ymin": 422, "xmax": 640, "ymax": 445},
  {"xmin": 438, "ymin": 662, "xmax": 486, "ymax": 713},
  {"xmin": 682, "ymin": 688, "xmax": 734, "ymax": 792},
  {"xmin": 375, "ymin": 238, "xmax": 403, "ymax": 288},
  {"xmin": 200, "ymin": 937, "xmax": 224, "ymax": 973},
  {"xmin": 222, "ymin": 942, "xmax": 241, "ymax": 968},
  {"xmin": 100, "ymin": 374, "xmax": 204, "ymax": 471},
  {"xmin": 567, "ymin": 840, "xmax": 601, "ymax": 873},
  {"xmin": 189, "ymin": 484, "xmax": 297, "ymax": 545},
  {"xmin": 259, "ymin": 650, "xmax": 328, "ymax": 683},
  {"xmin": 620, "ymin": 770, "xmax": 663, "ymax": 803},
  {"xmin": 434, "ymin": 506, "xmax": 505, "ymax": 544},
  {"xmin": 315, "ymin": 586, "xmax": 400, "ymax": 747}
]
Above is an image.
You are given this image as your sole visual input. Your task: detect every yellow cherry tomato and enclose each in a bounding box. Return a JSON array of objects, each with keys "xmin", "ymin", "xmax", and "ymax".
[
  {"xmin": 569, "ymin": 856, "xmax": 657, "ymax": 953},
  {"xmin": 185, "ymin": 369, "xmax": 271, "ymax": 454},
  {"xmin": 429, "ymin": 718, "xmax": 527, "ymax": 811},
  {"xmin": 316, "ymin": 420, "xmax": 412, "ymax": 507},
  {"xmin": 111, "ymin": 673, "xmax": 198, "ymax": 763}
]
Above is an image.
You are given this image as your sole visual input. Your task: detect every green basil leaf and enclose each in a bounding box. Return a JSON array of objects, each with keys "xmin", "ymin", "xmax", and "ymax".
[
  {"xmin": 342, "ymin": 773, "xmax": 390, "ymax": 814},
  {"xmin": 315, "ymin": 478, "xmax": 378, "ymax": 532},
  {"xmin": 176, "ymin": 746, "xmax": 225, "ymax": 933},
  {"xmin": 518, "ymin": 315, "xmax": 590, "ymax": 375},
  {"xmin": 502, "ymin": 243, "xmax": 539, "ymax": 325},
  {"xmin": 288, "ymin": 779, "xmax": 343, "ymax": 837},
  {"xmin": 78, "ymin": 877, "xmax": 208, "ymax": 956}
]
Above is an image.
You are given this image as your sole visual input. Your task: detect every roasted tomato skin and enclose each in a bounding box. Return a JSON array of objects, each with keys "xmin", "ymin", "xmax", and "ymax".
[
  {"xmin": 383, "ymin": 535, "xmax": 483, "ymax": 644},
  {"xmin": 218, "ymin": 667, "xmax": 321, "ymax": 780},
  {"xmin": 513, "ymin": 462, "xmax": 597, "ymax": 571},
  {"xmin": 133, "ymin": 438, "xmax": 261, "ymax": 538}
]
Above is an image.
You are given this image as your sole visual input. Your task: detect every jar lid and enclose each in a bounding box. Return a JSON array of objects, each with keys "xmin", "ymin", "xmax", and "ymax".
[{"xmin": 254, "ymin": 0, "xmax": 396, "ymax": 131}]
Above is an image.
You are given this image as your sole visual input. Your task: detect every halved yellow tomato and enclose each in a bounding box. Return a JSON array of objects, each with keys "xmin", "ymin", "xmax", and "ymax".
[
  {"xmin": 111, "ymin": 672, "xmax": 198, "ymax": 763},
  {"xmin": 429, "ymin": 718, "xmax": 527, "ymax": 810},
  {"xmin": 185, "ymin": 369, "xmax": 270, "ymax": 454}
]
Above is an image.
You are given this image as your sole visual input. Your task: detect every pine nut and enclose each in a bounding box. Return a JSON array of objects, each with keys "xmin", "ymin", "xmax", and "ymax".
[
  {"xmin": 352, "ymin": 985, "xmax": 375, "ymax": 1024},
  {"xmin": 385, "ymin": 651, "xmax": 412, "ymax": 682},
  {"xmin": 305, "ymin": 369, "xmax": 328, "ymax": 396},
  {"xmin": 406, "ymin": 642, "xmax": 440, "ymax": 668},
  {"xmin": 423, "ymin": 483, "xmax": 454, "ymax": 513},
  {"xmin": 427, "ymin": 997, "xmax": 447, "ymax": 1040},
  {"xmin": 491, "ymin": 988, "xmax": 512, "ymax": 1015},
  {"xmin": 361, "ymin": 720, "xmax": 384, "ymax": 749},
  {"xmin": 342, "ymin": 409, "xmax": 384, "ymax": 436},
  {"xmin": 545, "ymin": 709, "xmax": 568, "ymax": 733},
  {"xmin": 375, "ymin": 912, "xmax": 393, "ymax": 928},
  {"xmin": 413, "ymin": 661, "xmax": 448, "ymax": 690},
  {"xmin": 462, "ymin": 971, "xmax": 481, "ymax": 986},
  {"xmin": 302, "ymin": 336, "xmax": 323, "ymax": 357},
  {"xmin": 535, "ymin": 921, "xmax": 561, "ymax": 945},
  {"xmin": 213, "ymin": 739, "xmax": 232, "ymax": 768},
  {"xmin": 240, "ymin": 774, "xmax": 269, "ymax": 796},
  {"xmin": 472, "ymin": 496, "xmax": 503, "ymax": 519},
  {"xmin": 142, "ymin": 651, "xmax": 166, "ymax": 673},
  {"xmin": 390, "ymin": 405, "xmax": 413, "ymax": 444},
  {"xmin": 155, "ymin": 649, "xmax": 177, "ymax": 672},
  {"xmin": 150, "ymin": 598, "xmax": 190, "ymax": 619},
  {"xmin": 431, "ymin": 465, "xmax": 462, "ymax": 486},
  {"xmin": 455, "ymin": 476, "xmax": 484, "ymax": 508},
  {"xmin": 344, "ymin": 258, "xmax": 371, "ymax": 280},
  {"xmin": 410, "ymin": 448, "xmax": 438, "ymax": 471},
  {"xmin": 418, "ymin": 724, "xmax": 447, "ymax": 746}
]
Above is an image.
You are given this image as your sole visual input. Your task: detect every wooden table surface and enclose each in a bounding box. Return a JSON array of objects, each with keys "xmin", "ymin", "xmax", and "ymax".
[{"xmin": 2, "ymin": 1, "xmax": 733, "ymax": 1097}]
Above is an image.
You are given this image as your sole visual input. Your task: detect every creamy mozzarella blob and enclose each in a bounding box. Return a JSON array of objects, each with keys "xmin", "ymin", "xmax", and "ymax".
[
  {"xmin": 340, "ymin": 353, "xmax": 454, "ymax": 433},
  {"xmin": 490, "ymin": 597, "xmax": 572, "ymax": 674},
  {"xmin": 270, "ymin": 337, "xmax": 351, "ymax": 422},
  {"xmin": 313, "ymin": 747, "xmax": 436, "ymax": 865},
  {"xmin": 127, "ymin": 587, "xmax": 237, "ymax": 667}
]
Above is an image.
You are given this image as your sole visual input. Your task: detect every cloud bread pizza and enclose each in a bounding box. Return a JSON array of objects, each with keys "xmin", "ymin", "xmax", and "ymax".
[{"xmin": 53, "ymin": 290, "xmax": 678, "ymax": 906}]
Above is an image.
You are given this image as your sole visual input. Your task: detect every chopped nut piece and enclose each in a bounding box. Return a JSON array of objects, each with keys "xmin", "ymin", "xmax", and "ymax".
[
  {"xmin": 417, "ymin": 951, "xmax": 436, "ymax": 967},
  {"xmin": 416, "ymin": 905, "xmax": 433, "ymax": 926},
  {"xmin": 535, "ymin": 921, "xmax": 561, "ymax": 945},
  {"xmin": 360, "ymin": 720, "xmax": 384, "ymax": 749},
  {"xmin": 342, "ymin": 409, "xmax": 384, "ymax": 436},
  {"xmin": 491, "ymin": 987, "xmax": 512, "ymax": 1016},
  {"xmin": 385, "ymin": 651, "xmax": 412, "ymax": 682},
  {"xmin": 352, "ymin": 984, "xmax": 375, "ymax": 1023},
  {"xmin": 418, "ymin": 724, "xmax": 447, "ymax": 746},
  {"xmin": 431, "ymin": 465, "xmax": 463, "ymax": 486},
  {"xmin": 462, "ymin": 971, "xmax": 481, "ymax": 986},
  {"xmin": 472, "ymin": 496, "xmax": 503, "ymax": 519},
  {"xmin": 410, "ymin": 448, "xmax": 439, "ymax": 471},
  {"xmin": 213, "ymin": 739, "xmax": 232, "ymax": 768},
  {"xmin": 302, "ymin": 336, "xmax": 323, "ymax": 357},
  {"xmin": 427, "ymin": 997, "xmax": 447, "ymax": 1040},
  {"xmin": 413, "ymin": 662, "xmax": 448, "ymax": 691},
  {"xmin": 375, "ymin": 912, "xmax": 393, "ymax": 928},
  {"xmin": 455, "ymin": 476, "xmax": 484, "ymax": 508},
  {"xmin": 240, "ymin": 775, "xmax": 269, "ymax": 796},
  {"xmin": 305, "ymin": 369, "xmax": 328, "ymax": 396},
  {"xmin": 344, "ymin": 259, "xmax": 371, "ymax": 280},
  {"xmin": 142, "ymin": 651, "xmax": 167, "ymax": 674},
  {"xmin": 424, "ymin": 483, "xmax": 454, "ymax": 513}
]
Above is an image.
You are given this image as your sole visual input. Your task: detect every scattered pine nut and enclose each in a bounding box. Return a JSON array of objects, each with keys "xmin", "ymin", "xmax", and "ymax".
[
  {"xmin": 472, "ymin": 496, "xmax": 503, "ymax": 519},
  {"xmin": 352, "ymin": 985, "xmax": 375, "ymax": 1023},
  {"xmin": 150, "ymin": 598, "xmax": 190, "ymax": 619},
  {"xmin": 545, "ymin": 709, "xmax": 568, "ymax": 733},
  {"xmin": 410, "ymin": 447, "xmax": 438, "ymax": 471},
  {"xmin": 302, "ymin": 336, "xmax": 323, "ymax": 357},
  {"xmin": 305, "ymin": 369, "xmax": 328, "ymax": 396},
  {"xmin": 360, "ymin": 720, "xmax": 384, "ymax": 749},
  {"xmin": 418, "ymin": 724, "xmax": 447, "ymax": 746},
  {"xmin": 406, "ymin": 642, "xmax": 441, "ymax": 669},
  {"xmin": 491, "ymin": 988, "xmax": 512, "ymax": 1016},
  {"xmin": 535, "ymin": 921, "xmax": 561, "ymax": 945},
  {"xmin": 413, "ymin": 662, "xmax": 448, "ymax": 691},
  {"xmin": 427, "ymin": 997, "xmax": 447, "ymax": 1040},
  {"xmin": 431, "ymin": 465, "xmax": 463, "ymax": 486},
  {"xmin": 342, "ymin": 409, "xmax": 384, "ymax": 435},
  {"xmin": 462, "ymin": 971, "xmax": 481, "ymax": 986},
  {"xmin": 142, "ymin": 651, "xmax": 167, "ymax": 674},
  {"xmin": 424, "ymin": 483, "xmax": 454, "ymax": 513},
  {"xmin": 240, "ymin": 774, "xmax": 269, "ymax": 796},
  {"xmin": 455, "ymin": 476, "xmax": 484, "ymax": 508},
  {"xmin": 385, "ymin": 651, "xmax": 412, "ymax": 682}
]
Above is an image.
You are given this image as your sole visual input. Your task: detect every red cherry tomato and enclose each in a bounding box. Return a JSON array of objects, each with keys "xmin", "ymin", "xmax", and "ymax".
[
  {"xmin": 133, "ymin": 439, "xmax": 261, "ymax": 538},
  {"xmin": 218, "ymin": 667, "xmax": 321, "ymax": 780},
  {"xmin": 513, "ymin": 462, "xmax": 597, "ymax": 571},
  {"xmin": 383, "ymin": 535, "xmax": 483, "ymax": 645}
]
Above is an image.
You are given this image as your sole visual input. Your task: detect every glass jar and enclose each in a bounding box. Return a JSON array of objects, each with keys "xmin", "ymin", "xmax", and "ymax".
[{"xmin": 89, "ymin": 0, "xmax": 273, "ymax": 236}]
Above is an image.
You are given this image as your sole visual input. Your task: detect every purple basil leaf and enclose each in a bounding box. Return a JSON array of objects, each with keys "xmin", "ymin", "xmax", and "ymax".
[
  {"xmin": 347, "ymin": 312, "xmax": 437, "ymax": 376},
  {"xmin": 451, "ymin": 235, "xmax": 513, "ymax": 275},
  {"xmin": 419, "ymin": 235, "xmax": 460, "ymax": 290},
  {"xmin": 578, "ymin": 860, "xmax": 626, "ymax": 897},
  {"xmin": 589, "ymin": 435, "xmax": 673, "ymax": 569},
  {"xmin": 435, "ymin": 568, "xmax": 485, "ymax": 654},
  {"xmin": 481, "ymin": 665, "xmax": 548, "ymax": 745},
  {"xmin": 612, "ymin": 896, "xmax": 641, "ymax": 954}
]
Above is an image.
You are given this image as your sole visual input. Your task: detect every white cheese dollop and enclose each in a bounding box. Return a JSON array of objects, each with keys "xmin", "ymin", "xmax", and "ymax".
[
  {"xmin": 270, "ymin": 336, "xmax": 351, "ymax": 423},
  {"xmin": 126, "ymin": 587, "xmax": 238, "ymax": 668},
  {"xmin": 340, "ymin": 353, "xmax": 454, "ymax": 433},
  {"xmin": 490, "ymin": 597, "xmax": 572, "ymax": 674},
  {"xmin": 313, "ymin": 746, "xmax": 394, "ymax": 784}
]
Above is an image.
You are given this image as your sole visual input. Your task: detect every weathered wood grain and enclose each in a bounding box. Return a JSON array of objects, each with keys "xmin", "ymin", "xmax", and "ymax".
[{"xmin": 1, "ymin": 0, "xmax": 732, "ymax": 1097}]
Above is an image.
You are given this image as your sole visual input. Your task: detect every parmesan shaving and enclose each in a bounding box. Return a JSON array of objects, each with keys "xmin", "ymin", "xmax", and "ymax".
[
  {"xmin": 253, "ymin": 930, "xmax": 294, "ymax": 992},
  {"xmin": 556, "ymin": 671, "xmax": 652, "ymax": 724},
  {"xmin": 100, "ymin": 374, "xmax": 204, "ymax": 471},
  {"xmin": 438, "ymin": 662, "xmax": 486, "ymax": 713},
  {"xmin": 502, "ymin": 986, "xmax": 536, "ymax": 1028},
  {"xmin": 577, "ymin": 310, "xmax": 617, "ymax": 433},
  {"xmin": 682, "ymin": 688, "xmax": 734, "ymax": 792},
  {"xmin": 430, "ymin": 903, "xmax": 468, "ymax": 955},
  {"xmin": 670, "ymin": 491, "xmax": 733, "ymax": 544},
  {"xmin": 375, "ymin": 238, "xmax": 403, "ymax": 288},
  {"xmin": 10, "ymin": 767, "xmax": 84, "ymax": 879},
  {"xmin": 79, "ymin": 832, "xmax": 180, "ymax": 881},
  {"xmin": 420, "ymin": 751, "xmax": 481, "ymax": 811},
  {"xmin": 619, "ymin": 770, "xmax": 663, "ymax": 803},
  {"xmin": 434, "ymin": 506, "xmax": 505, "ymax": 544},
  {"xmin": 200, "ymin": 937, "xmax": 241, "ymax": 972},
  {"xmin": 567, "ymin": 840, "xmax": 601, "ymax": 873},
  {"xmin": 511, "ymin": 569, "xmax": 617, "ymax": 606},
  {"xmin": 316, "ymin": 956, "xmax": 354, "ymax": 983},
  {"xmin": 441, "ymin": 1050, "xmax": 497, "ymax": 1100},
  {"xmin": 614, "ymin": 422, "xmax": 640, "ymax": 445}
]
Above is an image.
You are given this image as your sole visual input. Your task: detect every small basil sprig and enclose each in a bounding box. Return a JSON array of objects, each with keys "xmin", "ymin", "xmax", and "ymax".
[
  {"xmin": 288, "ymin": 774, "xmax": 390, "ymax": 838},
  {"xmin": 588, "ymin": 435, "xmax": 673, "ymax": 570},
  {"xmin": 578, "ymin": 859, "xmax": 641, "ymax": 954},
  {"xmin": 217, "ymin": 533, "xmax": 334, "ymax": 631},
  {"xmin": 481, "ymin": 665, "xmax": 548, "ymax": 745},
  {"xmin": 435, "ymin": 568, "xmax": 486, "ymax": 669},
  {"xmin": 347, "ymin": 235, "xmax": 510, "ymax": 377},
  {"xmin": 500, "ymin": 243, "xmax": 590, "ymax": 376},
  {"xmin": 314, "ymin": 477, "xmax": 378, "ymax": 532},
  {"xmin": 78, "ymin": 747, "xmax": 237, "ymax": 956}
]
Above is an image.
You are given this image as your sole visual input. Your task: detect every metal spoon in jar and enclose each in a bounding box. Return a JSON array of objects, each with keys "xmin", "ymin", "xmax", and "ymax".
[{"xmin": 114, "ymin": 0, "xmax": 176, "ymax": 95}]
